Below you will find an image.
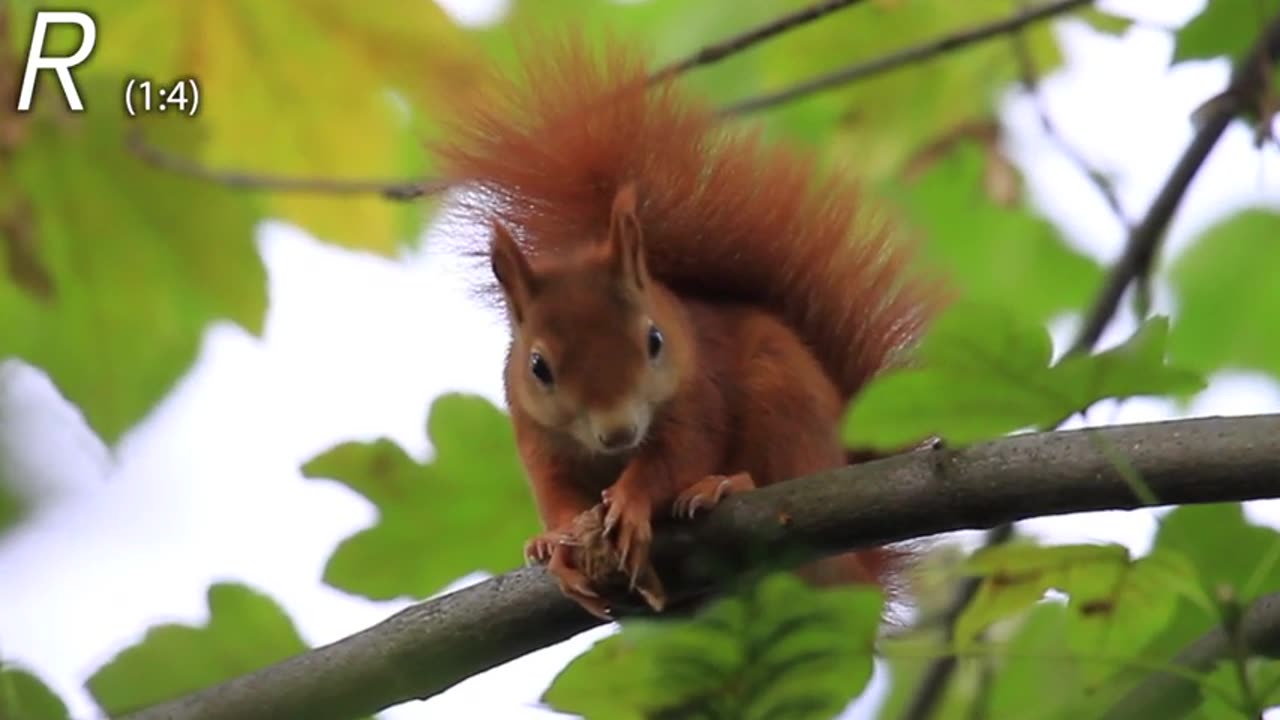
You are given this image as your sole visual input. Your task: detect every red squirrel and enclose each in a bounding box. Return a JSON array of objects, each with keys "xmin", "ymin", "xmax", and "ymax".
[{"xmin": 434, "ymin": 36, "xmax": 946, "ymax": 618}]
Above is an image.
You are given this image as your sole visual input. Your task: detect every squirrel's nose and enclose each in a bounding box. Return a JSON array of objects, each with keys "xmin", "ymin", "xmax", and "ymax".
[{"xmin": 598, "ymin": 426, "xmax": 637, "ymax": 451}]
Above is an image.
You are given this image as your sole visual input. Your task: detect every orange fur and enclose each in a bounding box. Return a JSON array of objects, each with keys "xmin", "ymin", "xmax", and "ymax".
[{"xmin": 434, "ymin": 35, "xmax": 946, "ymax": 613}]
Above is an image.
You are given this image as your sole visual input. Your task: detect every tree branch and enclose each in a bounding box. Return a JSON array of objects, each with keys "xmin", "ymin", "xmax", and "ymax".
[
  {"xmin": 1101, "ymin": 590, "xmax": 1280, "ymax": 720},
  {"xmin": 648, "ymin": 0, "xmax": 870, "ymax": 81},
  {"xmin": 718, "ymin": 0, "xmax": 1096, "ymax": 117},
  {"xmin": 1069, "ymin": 8, "xmax": 1280, "ymax": 356},
  {"xmin": 123, "ymin": 126, "xmax": 444, "ymax": 201},
  {"xmin": 119, "ymin": 414, "xmax": 1280, "ymax": 720}
]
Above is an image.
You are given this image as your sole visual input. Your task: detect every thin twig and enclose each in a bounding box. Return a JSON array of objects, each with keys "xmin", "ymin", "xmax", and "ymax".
[
  {"xmin": 719, "ymin": 0, "xmax": 1096, "ymax": 117},
  {"xmin": 123, "ymin": 126, "xmax": 446, "ymax": 200},
  {"xmin": 1210, "ymin": 586, "xmax": 1265, "ymax": 718},
  {"xmin": 1069, "ymin": 9, "xmax": 1280, "ymax": 356},
  {"xmin": 900, "ymin": 524, "xmax": 1014, "ymax": 720},
  {"xmin": 648, "ymin": 0, "xmax": 870, "ymax": 81},
  {"xmin": 1008, "ymin": 16, "xmax": 1130, "ymax": 227}
]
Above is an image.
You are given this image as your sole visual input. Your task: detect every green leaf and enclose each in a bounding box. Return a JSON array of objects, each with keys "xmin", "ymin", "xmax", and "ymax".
[
  {"xmin": 544, "ymin": 573, "xmax": 882, "ymax": 720},
  {"xmin": 982, "ymin": 601, "xmax": 1082, "ymax": 720},
  {"xmin": 0, "ymin": 79, "xmax": 267, "ymax": 446},
  {"xmin": 31, "ymin": 0, "xmax": 489, "ymax": 254},
  {"xmin": 0, "ymin": 476, "xmax": 24, "ymax": 538},
  {"xmin": 1167, "ymin": 209, "xmax": 1280, "ymax": 381},
  {"xmin": 881, "ymin": 599, "xmax": 1091, "ymax": 720},
  {"xmin": 1060, "ymin": 550, "xmax": 1197, "ymax": 685},
  {"xmin": 955, "ymin": 543, "xmax": 1194, "ymax": 687},
  {"xmin": 842, "ymin": 303, "xmax": 1206, "ymax": 450},
  {"xmin": 302, "ymin": 393, "xmax": 539, "ymax": 600},
  {"xmin": 1173, "ymin": 0, "xmax": 1280, "ymax": 64},
  {"xmin": 884, "ymin": 142, "xmax": 1103, "ymax": 324},
  {"xmin": 1061, "ymin": 504, "xmax": 1280, "ymax": 719},
  {"xmin": 1194, "ymin": 660, "xmax": 1280, "ymax": 719},
  {"xmin": 1155, "ymin": 504, "xmax": 1280, "ymax": 604},
  {"xmin": 86, "ymin": 583, "xmax": 308, "ymax": 717},
  {"xmin": 0, "ymin": 665, "xmax": 71, "ymax": 720},
  {"xmin": 950, "ymin": 542, "xmax": 1117, "ymax": 648},
  {"xmin": 1077, "ymin": 7, "xmax": 1137, "ymax": 36}
]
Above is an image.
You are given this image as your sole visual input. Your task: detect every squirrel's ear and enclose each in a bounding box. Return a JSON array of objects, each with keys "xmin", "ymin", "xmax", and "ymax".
[
  {"xmin": 606, "ymin": 182, "xmax": 648, "ymax": 291},
  {"xmin": 490, "ymin": 220, "xmax": 536, "ymax": 323}
]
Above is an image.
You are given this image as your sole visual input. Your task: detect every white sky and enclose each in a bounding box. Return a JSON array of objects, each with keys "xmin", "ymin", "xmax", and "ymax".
[{"xmin": 3, "ymin": 0, "xmax": 1280, "ymax": 718}]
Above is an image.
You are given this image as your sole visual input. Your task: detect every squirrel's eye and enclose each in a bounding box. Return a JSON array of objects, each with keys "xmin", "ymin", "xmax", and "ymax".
[
  {"xmin": 530, "ymin": 351, "xmax": 554, "ymax": 387},
  {"xmin": 647, "ymin": 324, "xmax": 664, "ymax": 359}
]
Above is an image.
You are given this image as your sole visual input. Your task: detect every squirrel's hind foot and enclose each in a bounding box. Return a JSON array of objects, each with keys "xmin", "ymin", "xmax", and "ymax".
[
  {"xmin": 672, "ymin": 472, "xmax": 755, "ymax": 519},
  {"xmin": 546, "ymin": 543, "xmax": 615, "ymax": 620}
]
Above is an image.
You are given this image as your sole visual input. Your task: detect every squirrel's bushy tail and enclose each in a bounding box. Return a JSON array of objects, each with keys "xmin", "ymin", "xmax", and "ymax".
[{"xmin": 435, "ymin": 33, "xmax": 944, "ymax": 408}]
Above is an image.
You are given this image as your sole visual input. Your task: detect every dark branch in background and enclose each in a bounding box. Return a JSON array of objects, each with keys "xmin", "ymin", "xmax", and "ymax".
[
  {"xmin": 1069, "ymin": 9, "xmax": 1280, "ymax": 356},
  {"xmin": 1008, "ymin": 15, "xmax": 1129, "ymax": 228},
  {"xmin": 900, "ymin": 14, "xmax": 1280, "ymax": 717},
  {"xmin": 123, "ymin": 126, "xmax": 443, "ymax": 200},
  {"xmin": 1101, "ymin": 591, "xmax": 1280, "ymax": 720},
  {"xmin": 900, "ymin": 523, "xmax": 1014, "ymax": 720},
  {"xmin": 648, "ymin": 0, "xmax": 870, "ymax": 81},
  {"xmin": 118, "ymin": 414, "xmax": 1280, "ymax": 720},
  {"xmin": 718, "ymin": 0, "xmax": 1095, "ymax": 117}
]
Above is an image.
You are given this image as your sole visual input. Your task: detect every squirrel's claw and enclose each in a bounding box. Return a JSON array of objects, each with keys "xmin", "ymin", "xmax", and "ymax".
[
  {"xmin": 524, "ymin": 528, "xmax": 576, "ymax": 566},
  {"xmin": 546, "ymin": 544, "xmax": 613, "ymax": 621},
  {"xmin": 630, "ymin": 562, "xmax": 667, "ymax": 612},
  {"xmin": 672, "ymin": 472, "xmax": 755, "ymax": 519},
  {"xmin": 600, "ymin": 484, "xmax": 655, "ymax": 592}
]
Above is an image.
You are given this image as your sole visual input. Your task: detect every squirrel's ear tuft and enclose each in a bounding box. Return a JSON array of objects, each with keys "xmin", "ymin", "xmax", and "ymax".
[
  {"xmin": 490, "ymin": 220, "xmax": 536, "ymax": 323},
  {"xmin": 606, "ymin": 182, "xmax": 648, "ymax": 291}
]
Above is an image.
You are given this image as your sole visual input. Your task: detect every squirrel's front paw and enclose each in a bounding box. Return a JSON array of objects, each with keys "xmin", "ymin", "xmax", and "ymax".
[{"xmin": 600, "ymin": 483, "xmax": 655, "ymax": 591}]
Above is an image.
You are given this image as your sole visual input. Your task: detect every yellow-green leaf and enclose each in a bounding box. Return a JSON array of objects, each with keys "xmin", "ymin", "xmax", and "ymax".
[
  {"xmin": 954, "ymin": 542, "xmax": 1129, "ymax": 648},
  {"xmin": 957, "ymin": 542, "xmax": 1193, "ymax": 686},
  {"xmin": 0, "ymin": 78, "xmax": 267, "ymax": 445},
  {"xmin": 42, "ymin": 0, "xmax": 489, "ymax": 254},
  {"xmin": 0, "ymin": 664, "xmax": 70, "ymax": 720}
]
